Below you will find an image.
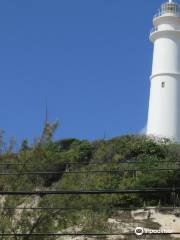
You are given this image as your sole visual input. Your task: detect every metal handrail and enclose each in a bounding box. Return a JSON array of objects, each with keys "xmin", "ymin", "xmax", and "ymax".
[
  {"xmin": 150, "ymin": 27, "xmax": 158, "ymax": 35},
  {"xmin": 154, "ymin": 10, "xmax": 179, "ymax": 19},
  {"xmin": 149, "ymin": 27, "xmax": 180, "ymax": 35}
]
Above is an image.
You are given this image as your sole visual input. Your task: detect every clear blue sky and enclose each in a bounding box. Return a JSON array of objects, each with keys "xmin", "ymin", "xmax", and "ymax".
[{"xmin": 0, "ymin": 0, "xmax": 165, "ymax": 145}]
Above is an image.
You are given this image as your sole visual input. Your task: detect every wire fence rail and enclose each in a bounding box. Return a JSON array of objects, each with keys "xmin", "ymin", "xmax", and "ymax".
[
  {"xmin": 2, "ymin": 206, "xmax": 180, "ymax": 211},
  {"xmin": 0, "ymin": 168, "xmax": 179, "ymax": 176},
  {"xmin": 1, "ymin": 231, "xmax": 180, "ymax": 237},
  {"xmin": 0, "ymin": 168, "xmax": 180, "ymax": 174},
  {"xmin": 0, "ymin": 160, "xmax": 180, "ymax": 166},
  {"xmin": 0, "ymin": 188, "xmax": 180, "ymax": 195},
  {"xmin": 1, "ymin": 232, "xmax": 180, "ymax": 237}
]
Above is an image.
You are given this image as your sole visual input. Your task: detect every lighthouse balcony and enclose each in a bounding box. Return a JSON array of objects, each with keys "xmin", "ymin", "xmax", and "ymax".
[
  {"xmin": 154, "ymin": 10, "xmax": 179, "ymax": 20},
  {"xmin": 150, "ymin": 27, "xmax": 176, "ymax": 34},
  {"xmin": 149, "ymin": 27, "xmax": 180, "ymax": 42},
  {"xmin": 150, "ymin": 26, "xmax": 180, "ymax": 36}
]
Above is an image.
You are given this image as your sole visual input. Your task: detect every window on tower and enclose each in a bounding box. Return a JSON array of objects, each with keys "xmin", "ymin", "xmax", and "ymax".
[{"xmin": 162, "ymin": 82, "xmax": 165, "ymax": 88}]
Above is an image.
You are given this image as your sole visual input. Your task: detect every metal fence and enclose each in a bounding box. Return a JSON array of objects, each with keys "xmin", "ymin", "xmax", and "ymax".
[{"xmin": 0, "ymin": 160, "xmax": 180, "ymax": 238}]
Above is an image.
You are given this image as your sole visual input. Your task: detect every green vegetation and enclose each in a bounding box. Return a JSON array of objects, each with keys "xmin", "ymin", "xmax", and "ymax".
[{"xmin": 0, "ymin": 124, "xmax": 180, "ymax": 239}]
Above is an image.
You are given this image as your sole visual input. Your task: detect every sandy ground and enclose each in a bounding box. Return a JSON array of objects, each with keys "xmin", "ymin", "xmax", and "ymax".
[
  {"xmin": 132, "ymin": 208, "xmax": 180, "ymax": 239},
  {"xmin": 58, "ymin": 209, "xmax": 180, "ymax": 240}
]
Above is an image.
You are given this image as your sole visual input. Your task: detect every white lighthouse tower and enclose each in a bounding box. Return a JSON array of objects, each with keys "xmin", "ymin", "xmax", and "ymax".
[{"xmin": 147, "ymin": 0, "xmax": 180, "ymax": 142}]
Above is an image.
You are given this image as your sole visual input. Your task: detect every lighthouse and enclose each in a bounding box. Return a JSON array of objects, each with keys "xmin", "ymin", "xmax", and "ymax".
[{"xmin": 147, "ymin": 0, "xmax": 180, "ymax": 142}]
